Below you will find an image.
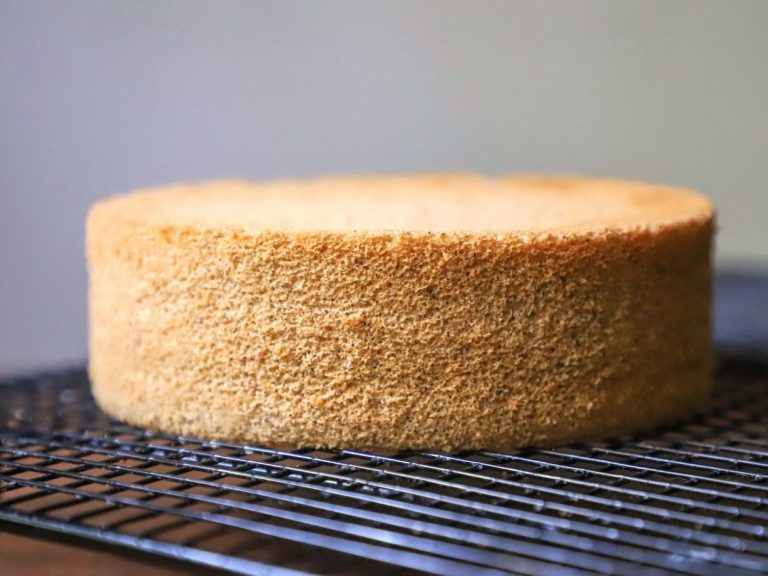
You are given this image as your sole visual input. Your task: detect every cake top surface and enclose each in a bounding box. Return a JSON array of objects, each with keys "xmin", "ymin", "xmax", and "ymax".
[{"xmin": 93, "ymin": 174, "xmax": 713, "ymax": 235}]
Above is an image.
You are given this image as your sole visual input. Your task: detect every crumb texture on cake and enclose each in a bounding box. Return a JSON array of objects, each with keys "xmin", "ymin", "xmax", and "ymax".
[{"xmin": 87, "ymin": 174, "xmax": 714, "ymax": 451}]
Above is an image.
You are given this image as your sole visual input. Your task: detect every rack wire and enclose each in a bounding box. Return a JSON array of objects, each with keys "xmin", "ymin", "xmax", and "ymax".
[{"xmin": 1, "ymin": 352, "xmax": 767, "ymax": 576}]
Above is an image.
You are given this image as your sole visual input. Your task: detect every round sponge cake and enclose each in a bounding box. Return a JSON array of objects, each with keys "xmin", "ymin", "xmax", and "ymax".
[{"xmin": 86, "ymin": 175, "xmax": 715, "ymax": 451}]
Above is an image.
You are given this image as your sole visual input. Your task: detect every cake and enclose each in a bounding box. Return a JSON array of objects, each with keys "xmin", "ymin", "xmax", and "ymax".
[{"xmin": 86, "ymin": 174, "xmax": 715, "ymax": 451}]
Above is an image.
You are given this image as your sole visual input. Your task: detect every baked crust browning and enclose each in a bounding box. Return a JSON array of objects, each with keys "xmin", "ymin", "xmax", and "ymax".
[{"xmin": 87, "ymin": 175, "xmax": 714, "ymax": 450}]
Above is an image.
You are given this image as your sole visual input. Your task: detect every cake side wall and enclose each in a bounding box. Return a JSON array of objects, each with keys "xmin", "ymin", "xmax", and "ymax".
[{"xmin": 86, "ymin": 214, "xmax": 713, "ymax": 450}]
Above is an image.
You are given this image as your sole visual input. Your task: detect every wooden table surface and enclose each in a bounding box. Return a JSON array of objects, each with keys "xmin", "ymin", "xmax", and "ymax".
[{"xmin": 0, "ymin": 531, "xmax": 207, "ymax": 575}]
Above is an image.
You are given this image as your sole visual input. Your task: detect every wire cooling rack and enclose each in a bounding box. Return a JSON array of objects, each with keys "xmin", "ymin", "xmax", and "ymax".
[
  {"xmin": 1, "ymin": 271, "xmax": 767, "ymax": 575},
  {"xmin": 1, "ymin": 353, "xmax": 767, "ymax": 576}
]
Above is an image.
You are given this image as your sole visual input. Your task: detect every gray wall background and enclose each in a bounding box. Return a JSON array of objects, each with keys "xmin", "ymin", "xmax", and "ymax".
[{"xmin": 1, "ymin": 1, "xmax": 767, "ymax": 372}]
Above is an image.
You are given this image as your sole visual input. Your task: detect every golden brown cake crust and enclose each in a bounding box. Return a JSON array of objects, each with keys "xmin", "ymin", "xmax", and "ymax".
[{"xmin": 87, "ymin": 175, "xmax": 715, "ymax": 451}]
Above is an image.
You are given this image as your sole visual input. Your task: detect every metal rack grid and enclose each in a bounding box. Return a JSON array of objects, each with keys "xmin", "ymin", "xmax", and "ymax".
[{"xmin": 0, "ymin": 352, "xmax": 767, "ymax": 575}]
